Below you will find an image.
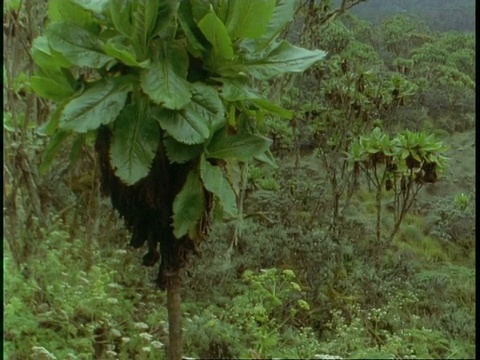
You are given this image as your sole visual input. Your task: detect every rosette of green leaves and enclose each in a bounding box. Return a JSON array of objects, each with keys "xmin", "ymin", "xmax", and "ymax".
[
  {"xmin": 395, "ymin": 130, "xmax": 448, "ymax": 170},
  {"xmin": 348, "ymin": 128, "xmax": 448, "ymax": 184},
  {"xmin": 32, "ymin": 0, "xmax": 326, "ymax": 238},
  {"xmin": 349, "ymin": 127, "xmax": 393, "ymax": 169}
]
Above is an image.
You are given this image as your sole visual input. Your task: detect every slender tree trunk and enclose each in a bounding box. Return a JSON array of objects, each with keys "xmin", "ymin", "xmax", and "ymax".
[
  {"xmin": 372, "ymin": 187, "xmax": 384, "ymax": 269},
  {"xmin": 292, "ymin": 118, "xmax": 301, "ymax": 169},
  {"xmin": 375, "ymin": 187, "xmax": 382, "ymax": 245},
  {"xmin": 388, "ymin": 184, "xmax": 421, "ymax": 242},
  {"xmin": 167, "ymin": 270, "xmax": 182, "ymax": 360}
]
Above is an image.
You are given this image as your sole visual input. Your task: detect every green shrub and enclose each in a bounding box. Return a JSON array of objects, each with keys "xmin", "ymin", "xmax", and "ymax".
[
  {"xmin": 4, "ymin": 216, "xmax": 168, "ymax": 359},
  {"xmin": 183, "ymin": 268, "xmax": 320, "ymax": 358}
]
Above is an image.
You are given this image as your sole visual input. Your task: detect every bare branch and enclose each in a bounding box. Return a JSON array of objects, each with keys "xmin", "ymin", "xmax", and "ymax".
[{"xmin": 321, "ymin": 0, "xmax": 368, "ymax": 26}]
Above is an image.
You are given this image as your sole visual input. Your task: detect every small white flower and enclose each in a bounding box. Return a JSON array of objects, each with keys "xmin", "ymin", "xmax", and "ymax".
[
  {"xmin": 139, "ymin": 332, "xmax": 153, "ymax": 341},
  {"xmin": 110, "ymin": 329, "xmax": 121, "ymax": 337},
  {"xmin": 291, "ymin": 281, "xmax": 301, "ymax": 291},
  {"xmin": 121, "ymin": 337, "xmax": 131, "ymax": 343},
  {"xmin": 31, "ymin": 347, "xmax": 57, "ymax": 360},
  {"xmin": 314, "ymin": 355, "xmax": 343, "ymax": 360},
  {"xmin": 107, "ymin": 283, "xmax": 123, "ymax": 289},
  {"xmin": 297, "ymin": 299, "xmax": 310, "ymax": 311},
  {"xmin": 151, "ymin": 341, "xmax": 163, "ymax": 349},
  {"xmin": 142, "ymin": 346, "xmax": 151, "ymax": 352},
  {"xmin": 134, "ymin": 322, "xmax": 149, "ymax": 330}
]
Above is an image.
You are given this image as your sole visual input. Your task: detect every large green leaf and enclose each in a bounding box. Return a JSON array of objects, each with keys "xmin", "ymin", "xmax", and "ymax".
[
  {"xmin": 59, "ymin": 77, "xmax": 133, "ymax": 133},
  {"xmin": 37, "ymin": 102, "xmax": 67, "ymax": 136},
  {"xmin": 154, "ymin": 83, "xmax": 225, "ymax": 144},
  {"xmin": 46, "ymin": 22, "xmax": 112, "ymax": 68},
  {"xmin": 110, "ymin": 103, "xmax": 160, "ymax": 185},
  {"xmin": 220, "ymin": 40, "xmax": 327, "ymax": 80},
  {"xmin": 189, "ymin": 0, "xmax": 210, "ymax": 22},
  {"xmin": 48, "ymin": 0, "xmax": 99, "ymax": 33},
  {"xmin": 71, "ymin": 0, "xmax": 109, "ymax": 14},
  {"xmin": 40, "ymin": 130, "xmax": 69, "ymax": 174},
  {"xmin": 254, "ymin": 150, "xmax": 278, "ymax": 168},
  {"xmin": 140, "ymin": 41, "xmax": 191, "ymax": 109},
  {"xmin": 154, "ymin": 108, "xmax": 210, "ymax": 145},
  {"xmin": 221, "ymin": 78, "xmax": 259, "ymax": 101},
  {"xmin": 225, "ymin": 0, "xmax": 276, "ymax": 40},
  {"xmin": 200, "ymin": 156, "xmax": 237, "ymax": 217},
  {"xmin": 132, "ymin": 0, "xmax": 159, "ymax": 56},
  {"xmin": 198, "ymin": 10, "xmax": 234, "ymax": 60},
  {"xmin": 150, "ymin": 0, "xmax": 179, "ymax": 39},
  {"xmin": 31, "ymin": 68, "xmax": 75, "ymax": 102},
  {"xmin": 207, "ymin": 132, "xmax": 272, "ymax": 161},
  {"xmin": 224, "ymin": 158, "xmax": 241, "ymax": 195},
  {"xmin": 31, "ymin": 76, "xmax": 71, "ymax": 102},
  {"xmin": 190, "ymin": 83, "xmax": 226, "ymax": 131},
  {"xmin": 178, "ymin": 0, "xmax": 208, "ymax": 57},
  {"xmin": 221, "ymin": 79, "xmax": 292, "ymax": 118},
  {"xmin": 31, "ymin": 36, "xmax": 71, "ymax": 70},
  {"xmin": 251, "ymin": 98, "xmax": 293, "ymax": 119},
  {"xmin": 172, "ymin": 170, "xmax": 205, "ymax": 238},
  {"xmin": 257, "ymin": 0, "xmax": 296, "ymax": 49},
  {"xmin": 101, "ymin": 38, "xmax": 150, "ymax": 68},
  {"xmin": 163, "ymin": 136, "xmax": 204, "ymax": 164},
  {"xmin": 109, "ymin": 0, "xmax": 132, "ymax": 37}
]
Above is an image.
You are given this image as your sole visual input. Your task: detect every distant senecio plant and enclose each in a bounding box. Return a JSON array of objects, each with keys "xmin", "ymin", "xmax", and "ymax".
[{"xmin": 349, "ymin": 127, "xmax": 448, "ymax": 242}]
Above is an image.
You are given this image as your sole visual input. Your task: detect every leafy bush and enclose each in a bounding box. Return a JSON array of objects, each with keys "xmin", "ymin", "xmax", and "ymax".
[
  {"xmin": 4, "ymin": 216, "xmax": 169, "ymax": 359},
  {"xmin": 314, "ymin": 284, "xmax": 474, "ymax": 359},
  {"xmin": 4, "ymin": 2, "xmax": 475, "ymax": 360},
  {"xmin": 183, "ymin": 268, "xmax": 320, "ymax": 358},
  {"xmin": 429, "ymin": 194, "xmax": 475, "ymax": 252}
]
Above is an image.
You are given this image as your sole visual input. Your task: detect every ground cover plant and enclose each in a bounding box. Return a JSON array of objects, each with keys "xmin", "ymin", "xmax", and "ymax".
[{"xmin": 4, "ymin": 0, "xmax": 475, "ymax": 359}]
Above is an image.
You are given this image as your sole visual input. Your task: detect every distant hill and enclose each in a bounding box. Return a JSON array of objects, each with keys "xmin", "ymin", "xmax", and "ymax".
[{"xmin": 349, "ymin": 0, "xmax": 475, "ymax": 32}]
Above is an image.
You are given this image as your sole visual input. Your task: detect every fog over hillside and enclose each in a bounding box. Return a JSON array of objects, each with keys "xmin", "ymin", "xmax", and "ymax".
[{"xmin": 347, "ymin": 0, "xmax": 475, "ymax": 32}]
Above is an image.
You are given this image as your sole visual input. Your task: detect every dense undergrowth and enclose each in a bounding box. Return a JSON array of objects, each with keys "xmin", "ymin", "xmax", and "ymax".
[
  {"xmin": 4, "ymin": 0, "xmax": 475, "ymax": 359},
  {"xmin": 4, "ymin": 152, "xmax": 475, "ymax": 358}
]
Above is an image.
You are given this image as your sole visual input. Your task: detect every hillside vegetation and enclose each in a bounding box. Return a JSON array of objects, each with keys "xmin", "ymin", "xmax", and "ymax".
[{"xmin": 4, "ymin": 1, "xmax": 475, "ymax": 359}]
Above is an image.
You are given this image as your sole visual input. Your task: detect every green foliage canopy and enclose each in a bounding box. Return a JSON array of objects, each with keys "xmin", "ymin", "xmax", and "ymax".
[{"xmin": 32, "ymin": 0, "xmax": 326, "ymax": 239}]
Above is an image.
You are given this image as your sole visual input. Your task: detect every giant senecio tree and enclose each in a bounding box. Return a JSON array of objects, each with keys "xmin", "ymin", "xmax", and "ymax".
[{"xmin": 31, "ymin": 0, "xmax": 326, "ymax": 358}]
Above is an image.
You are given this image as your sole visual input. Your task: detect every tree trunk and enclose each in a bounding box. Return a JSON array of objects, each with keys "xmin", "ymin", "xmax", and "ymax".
[
  {"xmin": 375, "ymin": 188, "xmax": 382, "ymax": 244},
  {"xmin": 167, "ymin": 269, "xmax": 182, "ymax": 360}
]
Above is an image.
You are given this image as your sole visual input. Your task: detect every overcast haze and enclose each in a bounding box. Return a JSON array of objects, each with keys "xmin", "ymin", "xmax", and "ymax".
[{"xmin": 348, "ymin": 0, "xmax": 475, "ymax": 32}]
